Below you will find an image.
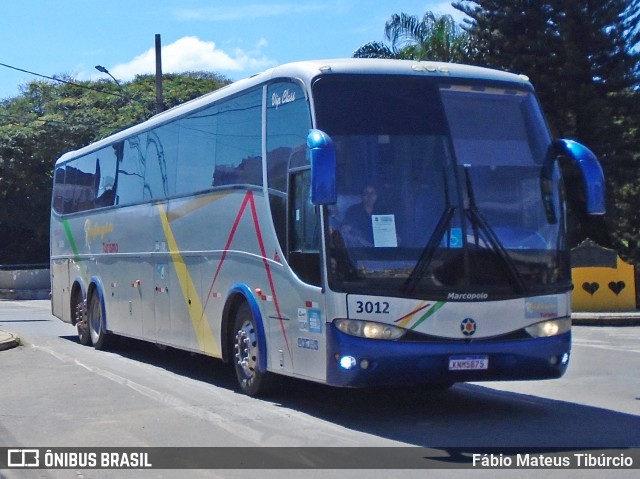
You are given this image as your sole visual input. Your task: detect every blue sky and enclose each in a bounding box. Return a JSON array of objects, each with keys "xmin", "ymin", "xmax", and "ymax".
[{"xmin": 0, "ymin": 0, "xmax": 466, "ymax": 100}]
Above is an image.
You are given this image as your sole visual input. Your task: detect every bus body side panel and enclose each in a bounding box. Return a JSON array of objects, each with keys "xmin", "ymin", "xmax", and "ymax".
[
  {"xmin": 263, "ymin": 265, "xmax": 327, "ymax": 382},
  {"xmin": 160, "ymin": 188, "xmax": 328, "ymax": 381},
  {"xmin": 51, "ymin": 188, "xmax": 330, "ymax": 383},
  {"xmin": 50, "ymin": 258, "xmax": 71, "ymax": 322}
]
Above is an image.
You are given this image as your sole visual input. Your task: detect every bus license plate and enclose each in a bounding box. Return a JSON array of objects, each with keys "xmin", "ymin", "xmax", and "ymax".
[{"xmin": 448, "ymin": 355, "xmax": 489, "ymax": 371}]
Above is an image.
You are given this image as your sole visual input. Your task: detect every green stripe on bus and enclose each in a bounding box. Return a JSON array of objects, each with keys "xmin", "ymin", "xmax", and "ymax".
[
  {"xmin": 410, "ymin": 301, "xmax": 446, "ymax": 330},
  {"xmin": 62, "ymin": 219, "xmax": 80, "ymax": 258}
]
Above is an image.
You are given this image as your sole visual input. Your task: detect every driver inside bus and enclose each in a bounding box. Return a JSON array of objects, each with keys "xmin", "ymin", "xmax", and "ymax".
[{"xmin": 341, "ymin": 185, "xmax": 389, "ymax": 247}]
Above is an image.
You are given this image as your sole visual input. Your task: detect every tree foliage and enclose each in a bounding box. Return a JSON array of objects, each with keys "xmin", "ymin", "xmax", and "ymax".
[
  {"xmin": 356, "ymin": 2, "xmax": 640, "ymax": 263},
  {"xmin": 0, "ymin": 72, "xmax": 230, "ymax": 264},
  {"xmin": 354, "ymin": 12, "xmax": 470, "ymax": 62},
  {"xmin": 454, "ymin": 0, "xmax": 640, "ymax": 261}
]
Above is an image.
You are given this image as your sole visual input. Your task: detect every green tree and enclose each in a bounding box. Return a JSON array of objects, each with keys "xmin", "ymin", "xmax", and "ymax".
[
  {"xmin": 454, "ymin": 0, "xmax": 640, "ymax": 261},
  {"xmin": 354, "ymin": 12, "xmax": 470, "ymax": 62},
  {"xmin": 625, "ymin": 0, "xmax": 640, "ymax": 53},
  {"xmin": 0, "ymin": 72, "xmax": 230, "ymax": 264}
]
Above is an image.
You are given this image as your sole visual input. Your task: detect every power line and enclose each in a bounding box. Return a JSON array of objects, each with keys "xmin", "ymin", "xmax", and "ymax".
[{"xmin": 0, "ymin": 61, "xmax": 128, "ymax": 99}]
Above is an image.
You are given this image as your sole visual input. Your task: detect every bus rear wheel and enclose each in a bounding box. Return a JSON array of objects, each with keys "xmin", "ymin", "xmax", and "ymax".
[
  {"xmin": 73, "ymin": 294, "xmax": 90, "ymax": 346},
  {"xmin": 233, "ymin": 302, "xmax": 272, "ymax": 397},
  {"xmin": 88, "ymin": 292, "xmax": 108, "ymax": 350}
]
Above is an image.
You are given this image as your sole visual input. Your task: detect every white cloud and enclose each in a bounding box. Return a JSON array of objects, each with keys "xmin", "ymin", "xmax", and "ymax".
[{"xmin": 105, "ymin": 36, "xmax": 274, "ymax": 81}]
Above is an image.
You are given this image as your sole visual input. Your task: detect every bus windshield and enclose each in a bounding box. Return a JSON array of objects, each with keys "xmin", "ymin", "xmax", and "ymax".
[{"xmin": 313, "ymin": 75, "xmax": 569, "ymax": 301}]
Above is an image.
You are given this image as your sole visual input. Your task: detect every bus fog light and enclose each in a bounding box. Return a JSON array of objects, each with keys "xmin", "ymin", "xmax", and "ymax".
[
  {"xmin": 525, "ymin": 318, "xmax": 571, "ymax": 338},
  {"xmin": 339, "ymin": 355, "xmax": 357, "ymax": 370},
  {"xmin": 360, "ymin": 359, "xmax": 370, "ymax": 370}
]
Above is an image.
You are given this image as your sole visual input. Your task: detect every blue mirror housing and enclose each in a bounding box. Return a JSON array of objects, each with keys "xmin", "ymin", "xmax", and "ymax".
[
  {"xmin": 307, "ymin": 129, "xmax": 337, "ymax": 205},
  {"xmin": 555, "ymin": 139, "xmax": 606, "ymax": 215}
]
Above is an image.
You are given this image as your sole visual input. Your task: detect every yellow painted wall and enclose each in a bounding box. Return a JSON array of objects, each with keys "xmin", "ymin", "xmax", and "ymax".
[{"xmin": 571, "ymin": 257, "xmax": 636, "ymax": 311}]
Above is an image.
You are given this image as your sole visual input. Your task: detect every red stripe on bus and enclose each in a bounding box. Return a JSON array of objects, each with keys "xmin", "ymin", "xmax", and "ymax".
[{"xmin": 202, "ymin": 190, "xmax": 292, "ymax": 361}]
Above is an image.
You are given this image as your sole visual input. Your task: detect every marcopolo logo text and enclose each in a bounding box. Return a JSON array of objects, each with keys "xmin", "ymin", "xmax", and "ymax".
[{"xmin": 447, "ymin": 292, "xmax": 489, "ymax": 301}]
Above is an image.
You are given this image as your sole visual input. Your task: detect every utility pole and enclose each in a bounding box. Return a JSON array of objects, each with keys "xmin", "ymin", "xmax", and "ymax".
[{"xmin": 155, "ymin": 34, "xmax": 164, "ymax": 114}]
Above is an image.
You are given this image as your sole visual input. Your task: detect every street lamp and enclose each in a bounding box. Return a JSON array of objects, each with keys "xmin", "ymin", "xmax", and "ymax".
[
  {"xmin": 96, "ymin": 35, "xmax": 163, "ymax": 114},
  {"xmin": 95, "ymin": 64, "xmax": 150, "ymax": 121},
  {"xmin": 94, "ymin": 65, "xmax": 126, "ymax": 96}
]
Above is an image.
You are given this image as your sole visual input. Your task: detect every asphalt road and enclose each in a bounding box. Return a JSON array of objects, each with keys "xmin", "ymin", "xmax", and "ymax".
[{"xmin": 0, "ymin": 300, "xmax": 638, "ymax": 479}]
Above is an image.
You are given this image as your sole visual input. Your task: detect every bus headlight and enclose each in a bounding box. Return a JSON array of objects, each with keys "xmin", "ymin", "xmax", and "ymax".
[
  {"xmin": 335, "ymin": 319, "xmax": 405, "ymax": 340},
  {"xmin": 525, "ymin": 318, "xmax": 571, "ymax": 338}
]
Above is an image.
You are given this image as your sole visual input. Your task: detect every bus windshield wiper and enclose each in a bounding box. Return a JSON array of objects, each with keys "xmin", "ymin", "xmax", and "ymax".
[
  {"xmin": 462, "ymin": 165, "xmax": 527, "ymax": 294},
  {"xmin": 404, "ymin": 206, "xmax": 456, "ymax": 292},
  {"xmin": 404, "ymin": 167, "xmax": 455, "ymax": 292}
]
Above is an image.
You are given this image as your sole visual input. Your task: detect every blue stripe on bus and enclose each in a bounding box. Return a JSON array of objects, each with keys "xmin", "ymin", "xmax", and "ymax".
[{"xmin": 326, "ymin": 323, "xmax": 570, "ymax": 387}]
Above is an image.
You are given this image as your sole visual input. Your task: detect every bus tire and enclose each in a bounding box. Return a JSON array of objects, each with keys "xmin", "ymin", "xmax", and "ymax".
[
  {"xmin": 232, "ymin": 302, "xmax": 272, "ymax": 397},
  {"xmin": 88, "ymin": 291, "xmax": 109, "ymax": 350},
  {"xmin": 72, "ymin": 293, "xmax": 90, "ymax": 346}
]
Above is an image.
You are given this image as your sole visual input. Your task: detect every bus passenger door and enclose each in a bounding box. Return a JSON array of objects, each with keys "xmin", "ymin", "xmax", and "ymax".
[
  {"xmin": 273, "ymin": 167, "xmax": 326, "ymax": 380},
  {"xmin": 288, "ymin": 169, "xmax": 321, "ymax": 287}
]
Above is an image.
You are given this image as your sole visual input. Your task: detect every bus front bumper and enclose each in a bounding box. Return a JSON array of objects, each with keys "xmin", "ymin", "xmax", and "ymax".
[{"xmin": 325, "ymin": 323, "xmax": 571, "ymax": 388}]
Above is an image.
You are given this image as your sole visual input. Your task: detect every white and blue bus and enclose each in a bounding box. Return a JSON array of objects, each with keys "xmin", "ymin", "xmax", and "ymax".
[{"xmin": 51, "ymin": 59, "xmax": 605, "ymax": 396}]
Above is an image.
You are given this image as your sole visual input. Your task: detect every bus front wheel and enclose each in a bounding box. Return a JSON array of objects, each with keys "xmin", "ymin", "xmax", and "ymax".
[{"xmin": 232, "ymin": 302, "xmax": 272, "ymax": 397}]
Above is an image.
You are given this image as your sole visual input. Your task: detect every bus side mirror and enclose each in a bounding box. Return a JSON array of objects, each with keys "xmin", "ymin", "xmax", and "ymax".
[
  {"xmin": 307, "ymin": 129, "xmax": 337, "ymax": 205},
  {"xmin": 553, "ymin": 139, "xmax": 606, "ymax": 215}
]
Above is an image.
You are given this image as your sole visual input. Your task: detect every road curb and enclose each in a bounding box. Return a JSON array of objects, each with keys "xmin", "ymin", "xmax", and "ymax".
[
  {"xmin": 0, "ymin": 330, "xmax": 19, "ymax": 351},
  {"xmin": 572, "ymin": 312, "xmax": 640, "ymax": 326}
]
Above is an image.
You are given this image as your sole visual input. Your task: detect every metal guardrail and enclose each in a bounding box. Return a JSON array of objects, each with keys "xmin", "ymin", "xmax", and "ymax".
[
  {"xmin": 0, "ymin": 263, "xmax": 49, "ymax": 271},
  {"xmin": 0, "ymin": 264, "xmax": 50, "ymax": 300}
]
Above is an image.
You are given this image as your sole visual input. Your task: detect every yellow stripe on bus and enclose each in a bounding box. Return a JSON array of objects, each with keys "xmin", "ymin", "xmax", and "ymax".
[
  {"xmin": 158, "ymin": 203, "xmax": 220, "ymax": 357},
  {"xmin": 166, "ymin": 191, "xmax": 229, "ymax": 223}
]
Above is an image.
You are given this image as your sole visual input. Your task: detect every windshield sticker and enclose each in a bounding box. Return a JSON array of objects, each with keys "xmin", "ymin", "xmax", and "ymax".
[
  {"xmin": 371, "ymin": 214, "xmax": 398, "ymax": 247},
  {"xmin": 444, "ymin": 227, "xmax": 463, "ymax": 248}
]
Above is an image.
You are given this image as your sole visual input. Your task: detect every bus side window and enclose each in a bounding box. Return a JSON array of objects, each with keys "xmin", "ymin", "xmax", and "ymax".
[{"xmin": 289, "ymin": 168, "xmax": 321, "ymax": 286}]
